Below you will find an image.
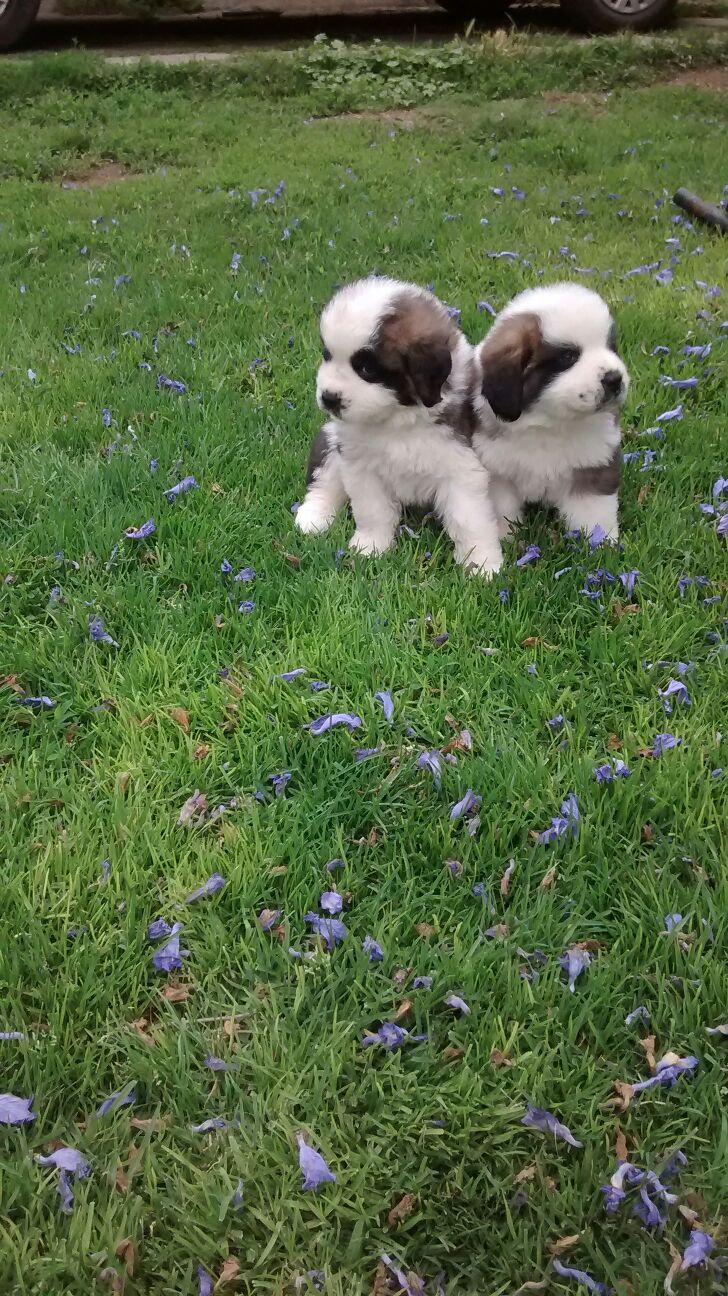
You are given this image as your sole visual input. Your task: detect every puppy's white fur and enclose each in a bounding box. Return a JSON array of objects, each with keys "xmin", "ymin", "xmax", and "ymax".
[
  {"xmin": 473, "ymin": 282, "xmax": 629, "ymax": 540},
  {"xmin": 296, "ymin": 277, "xmax": 502, "ymax": 575}
]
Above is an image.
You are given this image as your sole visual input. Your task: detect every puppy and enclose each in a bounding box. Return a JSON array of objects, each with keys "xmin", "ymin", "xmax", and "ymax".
[
  {"xmin": 295, "ymin": 276, "xmax": 503, "ymax": 575},
  {"xmin": 473, "ymin": 282, "xmax": 629, "ymax": 540}
]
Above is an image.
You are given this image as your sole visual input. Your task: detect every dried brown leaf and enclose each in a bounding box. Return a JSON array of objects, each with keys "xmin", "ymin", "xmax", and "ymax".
[
  {"xmin": 640, "ymin": 1034, "xmax": 657, "ymax": 1073},
  {"xmin": 283, "ymin": 551, "xmax": 301, "ymax": 568},
  {"xmin": 387, "ymin": 1192, "xmax": 417, "ymax": 1228},
  {"xmin": 514, "ymin": 1164, "xmax": 537, "ymax": 1184},
  {"xmin": 540, "ymin": 866, "xmax": 557, "ymax": 890},
  {"xmin": 609, "ymin": 1080, "xmax": 634, "ymax": 1112},
  {"xmin": 678, "ymin": 1204, "xmax": 701, "ymax": 1226},
  {"xmin": 521, "ymin": 636, "xmax": 557, "ymax": 650},
  {"xmin": 606, "ymin": 733, "xmax": 622, "ymax": 751},
  {"xmin": 415, "ymin": 922, "xmax": 436, "ymax": 939},
  {"xmin": 193, "ymin": 743, "xmax": 210, "ymax": 760},
  {"xmin": 641, "ymin": 823, "xmax": 654, "ymax": 841},
  {"xmin": 99, "ymin": 1268, "xmax": 124, "ymax": 1293},
  {"xmin": 216, "ymin": 1257, "xmax": 241, "ymax": 1288},
  {"xmin": 513, "ymin": 1282, "xmax": 549, "ymax": 1295},
  {"xmin": 129, "ymin": 1018, "xmax": 156, "ymax": 1047},
  {"xmin": 114, "ymin": 1239, "xmax": 136, "ymax": 1278},
  {"xmin": 547, "ymin": 1233, "xmax": 581, "ymax": 1256},
  {"xmin": 169, "ymin": 707, "xmax": 190, "ymax": 733},
  {"xmin": 372, "ymin": 1261, "xmax": 395, "ymax": 1296},
  {"xmin": 129, "ymin": 1116, "xmax": 168, "ymax": 1133},
  {"xmin": 615, "ymin": 1124, "xmax": 629, "ymax": 1163},
  {"xmin": 161, "ymin": 983, "xmax": 190, "ymax": 1003},
  {"xmin": 664, "ymin": 1241, "xmax": 681, "ymax": 1295},
  {"xmin": 116, "ymin": 771, "xmax": 131, "ymax": 794},
  {"xmin": 441, "ymin": 1046, "xmax": 464, "ymax": 1063},
  {"xmin": 487, "ymin": 923, "xmax": 510, "ymax": 940},
  {"xmin": 392, "ymin": 967, "xmax": 413, "ymax": 989},
  {"xmin": 393, "ymin": 999, "xmax": 413, "ymax": 1022},
  {"xmin": 490, "ymin": 1047, "xmax": 513, "ymax": 1068},
  {"xmin": 114, "ymin": 1167, "xmax": 129, "ymax": 1194},
  {"xmin": 637, "ymin": 483, "xmax": 651, "ymax": 506}
]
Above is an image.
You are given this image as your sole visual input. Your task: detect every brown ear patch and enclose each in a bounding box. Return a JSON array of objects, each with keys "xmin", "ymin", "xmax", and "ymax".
[
  {"xmin": 478, "ymin": 312, "xmax": 542, "ymax": 423},
  {"xmin": 376, "ymin": 292, "xmax": 457, "ymax": 408}
]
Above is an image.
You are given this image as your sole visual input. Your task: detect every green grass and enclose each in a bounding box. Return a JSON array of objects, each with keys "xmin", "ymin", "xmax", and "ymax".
[{"xmin": 0, "ymin": 47, "xmax": 727, "ymax": 1296}]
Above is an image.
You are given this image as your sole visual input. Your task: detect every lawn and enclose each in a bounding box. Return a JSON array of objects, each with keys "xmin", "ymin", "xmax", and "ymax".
[{"xmin": 0, "ymin": 35, "xmax": 727, "ymax": 1296}]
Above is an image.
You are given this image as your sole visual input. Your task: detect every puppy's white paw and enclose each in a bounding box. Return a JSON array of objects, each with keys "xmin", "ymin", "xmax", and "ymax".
[
  {"xmin": 456, "ymin": 544, "xmax": 503, "ymax": 578},
  {"xmin": 349, "ymin": 529, "xmax": 394, "ymax": 556},
  {"xmin": 295, "ymin": 501, "xmax": 335, "ymax": 536}
]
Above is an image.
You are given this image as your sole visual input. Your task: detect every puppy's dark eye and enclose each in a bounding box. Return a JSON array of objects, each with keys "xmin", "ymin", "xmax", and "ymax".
[
  {"xmin": 552, "ymin": 346, "xmax": 580, "ymax": 372},
  {"xmin": 322, "ymin": 346, "xmax": 332, "ymax": 362},
  {"xmin": 351, "ymin": 348, "xmax": 379, "ymax": 383}
]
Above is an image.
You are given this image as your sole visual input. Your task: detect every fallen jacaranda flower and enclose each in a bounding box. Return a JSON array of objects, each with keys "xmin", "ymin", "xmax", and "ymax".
[
  {"xmin": 185, "ymin": 873, "xmax": 226, "ymax": 904},
  {"xmin": 191, "ymin": 1117, "xmax": 237, "ymax": 1134},
  {"xmin": 362, "ymin": 935, "xmax": 383, "ymax": 962},
  {"xmin": 547, "ymin": 715, "xmax": 565, "ymax": 730},
  {"xmin": 651, "ymin": 733, "xmax": 681, "ymax": 756},
  {"xmin": 449, "ymin": 788, "xmax": 481, "ymax": 821},
  {"xmin": 320, "ymin": 890, "xmax": 343, "ymax": 916},
  {"xmin": 522, "ymin": 1104, "xmax": 583, "ymax": 1147},
  {"xmin": 625, "ymin": 1005, "xmax": 650, "ymax": 1027},
  {"xmin": 619, "ymin": 569, "xmax": 639, "ymax": 596},
  {"xmin": 417, "ymin": 750, "xmax": 442, "ymax": 789},
  {"xmin": 124, "ymin": 519, "xmax": 156, "ymax": 540},
  {"xmin": 552, "ymin": 1258, "xmax": 609, "ymax": 1294},
  {"xmin": 296, "ymin": 1133, "xmax": 336, "ymax": 1190},
  {"xmin": 516, "ymin": 544, "xmax": 541, "ymax": 567},
  {"xmin": 681, "ymin": 1230, "xmax": 715, "ymax": 1271},
  {"xmin": 380, "ymin": 1254, "xmax": 425, "ymax": 1296},
  {"xmin": 268, "ymin": 771, "xmax": 292, "ymax": 798},
  {"xmin": 536, "ymin": 792, "xmax": 580, "ymax": 845},
  {"xmin": 88, "ymin": 615, "xmax": 119, "ymax": 647},
  {"xmin": 664, "ymin": 913, "xmax": 683, "ymax": 933},
  {"xmin": 375, "ymin": 689, "xmax": 394, "ymax": 722},
  {"xmin": 151, "ymin": 923, "xmax": 189, "ymax": 973},
  {"xmin": 238, "ymin": 600, "xmax": 255, "ymax": 614},
  {"xmin": 659, "ymin": 679, "xmax": 690, "ymax": 711},
  {"xmin": 413, "ymin": 975, "xmax": 432, "ymax": 990},
  {"xmin": 204, "ymin": 1055, "xmax": 238, "ymax": 1072},
  {"xmin": 656, "ymin": 404, "xmax": 683, "ymax": 422},
  {"xmin": 148, "ymin": 918, "xmax": 172, "ymax": 940},
  {"xmin": 156, "ymin": 374, "xmax": 186, "ymax": 394},
  {"xmin": 164, "ymin": 476, "xmax": 198, "ymax": 501},
  {"xmin": 198, "ymin": 1266, "xmax": 213, "ymax": 1296},
  {"xmin": 16, "ymin": 696, "xmax": 55, "ymax": 709},
  {"xmin": 304, "ymin": 913, "xmax": 347, "ymax": 950},
  {"xmin": 96, "ymin": 1086, "xmax": 136, "ymax": 1117},
  {"xmin": 307, "ymin": 713, "xmax": 362, "ymax": 735},
  {"xmin": 631, "ymin": 1052, "xmax": 699, "ymax": 1094},
  {"xmin": 280, "ymin": 668, "xmax": 306, "ymax": 682},
  {"xmin": 560, "ymin": 946, "xmax": 592, "ymax": 992},
  {"xmin": 445, "ymin": 994, "xmax": 470, "ymax": 1015},
  {"xmin": 258, "ymin": 908, "xmax": 281, "ymax": 932},
  {"xmin": 0, "ymin": 1094, "xmax": 34, "ymax": 1124},
  {"xmin": 36, "ymin": 1146, "xmax": 92, "ymax": 1215},
  {"xmin": 234, "ymin": 567, "xmax": 256, "ymax": 582}
]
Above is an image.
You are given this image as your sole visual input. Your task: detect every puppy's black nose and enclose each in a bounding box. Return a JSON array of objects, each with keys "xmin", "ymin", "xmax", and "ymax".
[
  {"xmin": 601, "ymin": 370, "xmax": 623, "ymax": 398},
  {"xmin": 320, "ymin": 390, "xmax": 343, "ymax": 416}
]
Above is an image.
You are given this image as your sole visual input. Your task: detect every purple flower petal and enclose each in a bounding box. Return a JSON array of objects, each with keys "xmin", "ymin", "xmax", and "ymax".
[
  {"xmin": 16, "ymin": 695, "xmax": 56, "ymax": 709},
  {"xmin": 258, "ymin": 908, "xmax": 281, "ymax": 932},
  {"xmin": 362, "ymin": 1022, "xmax": 412, "ymax": 1050},
  {"xmin": 681, "ymin": 1230, "xmax": 715, "ymax": 1271},
  {"xmin": 417, "ymin": 750, "xmax": 442, "ymax": 789},
  {"xmin": 552, "ymin": 1259, "xmax": 608, "ymax": 1294},
  {"xmin": 164, "ymin": 475, "xmax": 198, "ymax": 501},
  {"xmin": 449, "ymin": 788, "xmax": 481, "ymax": 821},
  {"xmin": 588, "ymin": 524, "xmax": 608, "ymax": 549},
  {"xmin": 522, "ymin": 1104, "xmax": 583, "ymax": 1147},
  {"xmin": 124, "ymin": 518, "xmax": 156, "ymax": 540},
  {"xmin": 664, "ymin": 912, "xmax": 683, "ymax": 933},
  {"xmin": 0, "ymin": 1094, "xmax": 35, "ymax": 1124},
  {"xmin": 185, "ymin": 873, "xmax": 226, "ymax": 904},
  {"xmin": 320, "ymin": 890, "xmax": 343, "ymax": 916},
  {"xmin": 234, "ymin": 567, "xmax": 256, "ymax": 583},
  {"xmin": 151, "ymin": 923, "xmax": 189, "ymax": 973},
  {"xmin": 516, "ymin": 544, "xmax": 541, "ymax": 567},
  {"xmin": 198, "ymin": 1266, "xmax": 213, "ymax": 1296},
  {"xmin": 268, "ymin": 770, "xmax": 292, "ymax": 798},
  {"xmin": 536, "ymin": 792, "xmax": 580, "ymax": 845},
  {"xmin": 96, "ymin": 1086, "xmax": 136, "ymax": 1117},
  {"xmin": 279, "ymin": 668, "xmax": 307, "ymax": 682},
  {"xmin": 619, "ymin": 569, "xmax": 639, "ymax": 596},
  {"xmin": 191, "ymin": 1117, "xmax": 236, "ymax": 1134},
  {"xmin": 631, "ymin": 1052, "xmax": 698, "ymax": 1093},
  {"xmin": 560, "ymin": 947, "xmax": 592, "ymax": 992},
  {"xmin": 413, "ymin": 975, "xmax": 432, "ymax": 990},
  {"xmin": 156, "ymin": 374, "xmax": 187, "ymax": 394},
  {"xmin": 374, "ymin": 689, "xmax": 394, "ymax": 722},
  {"xmin": 659, "ymin": 679, "xmax": 691, "ymax": 710},
  {"xmin": 625, "ymin": 1005, "xmax": 650, "ymax": 1027},
  {"xmin": 445, "ymin": 994, "xmax": 470, "ymax": 1015},
  {"xmin": 204, "ymin": 1055, "xmax": 238, "ymax": 1072},
  {"xmin": 148, "ymin": 917, "xmax": 172, "ymax": 940},
  {"xmin": 35, "ymin": 1146, "xmax": 91, "ymax": 1176},
  {"xmin": 652, "ymin": 732, "xmax": 681, "ymax": 756},
  {"xmin": 594, "ymin": 763, "xmax": 613, "ymax": 783},
  {"xmin": 656, "ymin": 403, "xmax": 683, "ymax": 423},
  {"xmin": 88, "ymin": 615, "xmax": 118, "ymax": 647},
  {"xmin": 547, "ymin": 715, "xmax": 565, "ymax": 731},
  {"xmin": 362, "ymin": 935, "xmax": 384, "ymax": 963},
  {"xmin": 304, "ymin": 912, "xmax": 347, "ymax": 950},
  {"xmin": 307, "ymin": 713, "xmax": 362, "ymax": 736},
  {"xmin": 355, "ymin": 748, "xmax": 379, "ymax": 762},
  {"xmin": 297, "ymin": 1133, "xmax": 336, "ymax": 1190}
]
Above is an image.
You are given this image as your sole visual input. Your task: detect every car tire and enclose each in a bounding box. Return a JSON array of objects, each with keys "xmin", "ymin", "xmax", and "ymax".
[
  {"xmin": 560, "ymin": 0, "xmax": 677, "ymax": 33},
  {"xmin": 0, "ymin": 0, "xmax": 41, "ymax": 51},
  {"xmin": 437, "ymin": 1, "xmax": 510, "ymax": 19}
]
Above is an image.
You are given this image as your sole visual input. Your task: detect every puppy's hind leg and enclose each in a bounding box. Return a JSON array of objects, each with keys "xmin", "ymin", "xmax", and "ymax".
[
  {"xmin": 435, "ymin": 459, "xmax": 503, "ymax": 577},
  {"xmin": 295, "ymin": 428, "xmax": 348, "ymax": 536}
]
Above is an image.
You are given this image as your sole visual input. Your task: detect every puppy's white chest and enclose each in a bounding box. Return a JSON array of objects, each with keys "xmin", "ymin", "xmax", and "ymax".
[
  {"xmin": 344, "ymin": 425, "xmax": 453, "ymax": 504},
  {"xmin": 475, "ymin": 414, "xmax": 619, "ymax": 502}
]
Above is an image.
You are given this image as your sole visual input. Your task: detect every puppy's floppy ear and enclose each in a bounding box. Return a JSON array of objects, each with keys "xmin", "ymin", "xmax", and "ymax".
[
  {"xmin": 479, "ymin": 312, "xmax": 541, "ymax": 423},
  {"xmin": 404, "ymin": 338, "xmax": 452, "ymax": 408}
]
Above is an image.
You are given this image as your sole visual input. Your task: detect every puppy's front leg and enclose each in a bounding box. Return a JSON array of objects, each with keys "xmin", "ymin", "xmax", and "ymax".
[
  {"xmin": 344, "ymin": 465, "xmax": 400, "ymax": 556},
  {"xmin": 295, "ymin": 427, "xmax": 348, "ymax": 536},
  {"xmin": 558, "ymin": 490, "xmax": 619, "ymax": 542},
  {"xmin": 435, "ymin": 462, "xmax": 503, "ymax": 577}
]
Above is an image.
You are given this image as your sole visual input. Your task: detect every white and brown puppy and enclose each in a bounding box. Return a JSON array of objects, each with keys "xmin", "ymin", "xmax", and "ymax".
[
  {"xmin": 473, "ymin": 282, "xmax": 629, "ymax": 540},
  {"xmin": 295, "ymin": 276, "xmax": 503, "ymax": 575}
]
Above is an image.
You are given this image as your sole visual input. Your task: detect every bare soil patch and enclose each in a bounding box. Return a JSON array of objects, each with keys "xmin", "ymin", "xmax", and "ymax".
[{"xmin": 59, "ymin": 161, "xmax": 145, "ymax": 188}]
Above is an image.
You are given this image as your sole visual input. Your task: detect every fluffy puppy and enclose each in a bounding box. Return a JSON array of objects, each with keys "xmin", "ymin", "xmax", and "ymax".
[
  {"xmin": 295, "ymin": 276, "xmax": 502, "ymax": 575},
  {"xmin": 473, "ymin": 282, "xmax": 629, "ymax": 540}
]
